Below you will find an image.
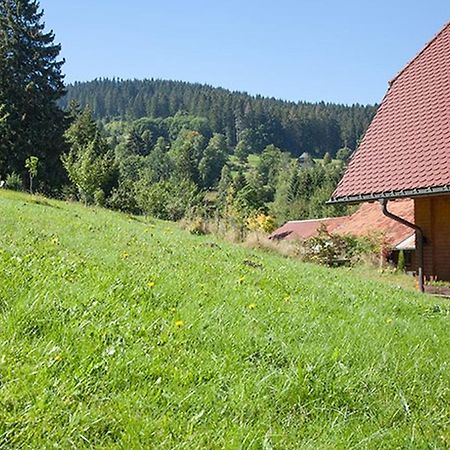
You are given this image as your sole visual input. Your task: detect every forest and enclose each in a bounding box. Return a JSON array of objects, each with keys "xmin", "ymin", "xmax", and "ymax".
[
  {"xmin": 0, "ymin": 0, "xmax": 376, "ymax": 230},
  {"xmin": 62, "ymin": 78, "xmax": 376, "ymax": 157}
]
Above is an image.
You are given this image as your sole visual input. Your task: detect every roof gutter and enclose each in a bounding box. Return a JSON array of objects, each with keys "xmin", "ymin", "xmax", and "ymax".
[
  {"xmin": 380, "ymin": 199, "xmax": 425, "ymax": 293},
  {"xmin": 327, "ymin": 184, "xmax": 450, "ymax": 205}
]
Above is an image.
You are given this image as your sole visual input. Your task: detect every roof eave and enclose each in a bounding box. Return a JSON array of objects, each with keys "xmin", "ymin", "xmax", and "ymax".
[{"xmin": 327, "ymin": 185, "xmax": 450, "ymax": 205}]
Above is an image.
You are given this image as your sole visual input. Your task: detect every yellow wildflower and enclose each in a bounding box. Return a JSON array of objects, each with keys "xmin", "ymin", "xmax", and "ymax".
[
  {"xmin": 175, "ymin": 320, "xmax": 184, "ymax": 328},
  {"xmin": 248, "ymin": 303, "xmax": 256, "ymax": 310},
  {"xmin": 147, "ymin": 281, "xmax": 155, "ymax": 288}
]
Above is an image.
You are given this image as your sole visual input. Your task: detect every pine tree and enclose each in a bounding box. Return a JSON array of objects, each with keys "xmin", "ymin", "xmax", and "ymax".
[{"xmin": 0, "ymin": 0, "xmax": 66, "ymax": 187}]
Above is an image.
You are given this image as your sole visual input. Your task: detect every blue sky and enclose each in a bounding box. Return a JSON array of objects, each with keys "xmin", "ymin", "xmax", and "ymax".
[{"xmin": 39, "ymin": 0, "xmax": 449, "ymax": 105}]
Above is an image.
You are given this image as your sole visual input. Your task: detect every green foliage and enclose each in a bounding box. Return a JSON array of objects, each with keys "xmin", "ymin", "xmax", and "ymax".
[
  {"xmin": 59, "ymin": 88, "xmax": 369, "ymax": 225},
  {"xmin": 169, "ymin": 130, "xmax": 205, "ymax": 184},
  {"xmin": 256, "ymin": 144, "xmax": 284, "ymax": 187},
  {"xmin": 62, "ymin": 78, "xmax": 377, "ymax": 157},
  {"xmin": 0, "ymin": 0, "xmax": 66, "ymax": 188},
  {"xmin": 336, "ymin": 146, "xmax": 352, "ymax": 162},
  {"xmin": 270, "ymin": 159, "xmax": 351, "ymax": 224},
  {"xmin": 216, "ymin": 164, "xmax": 233, "ymax": 214},
  {"xmin": 198, "ymin": 133, "xmax": 228, "ymax": 188},
  {"xmin": 62, "ymin": 106, "xmax": 115, "ymax": 204},
  {"xmin": 4, "ymin": 172, "xmax": 23, "ymax": 191},
  {"xmin": 0, "ymin": 189, "xmax": 448, "ymax": 448},
  {"xmin": 134, "ymin": 177, "xmax": 200, "ymax": 221},
  {"xmin": 301, "ymin": 225, "xmax": 381, "ymax": 267},
  {"xmin": 25, "ymin": 155, "xmax": 39, "ymax": 193},
  {"xmin": 235, "ymin": 128, "xmax": 257, "ymax": 159},
  {"xmin": 64, "ymin": 104, "xmax": 98, "ymax": 149},
  {"xmin": 103, "ymin": 112, "xmax": 354, "ymax": 225}
]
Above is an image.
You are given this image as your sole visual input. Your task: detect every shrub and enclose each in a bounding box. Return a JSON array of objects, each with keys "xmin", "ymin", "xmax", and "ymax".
[
  {"xmin": 94, "ymin": 189, "xmax": 106, "ymax": 207},
  {"xmin": 135, "ymin": 178, "xmax": 200, "ymax": 221},
  {"xmin": 105, "ymin": 179, "xmax": 140, "ymax": 214},
  {"xmin": 60, "ymin": 183, "xmax": 78, "ymax": 201},
  {"xmin": 5, "ymin": 173, "xmax": 23, "ymax": 191},
  {"xmin": 246, "ymin": 212, "xmax": 276, "ymax": 233},
  {"xmin": 301, "ymin": 225, "xmax": 382, "ymax": 267}
]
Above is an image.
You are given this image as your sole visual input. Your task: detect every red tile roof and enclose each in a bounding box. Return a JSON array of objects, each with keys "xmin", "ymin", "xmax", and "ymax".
[
  {"xmin": 331, "ymin": 21, "xmax": 450, "ymax": 202},
  {"xmin": 270, "ymin": 199, "xmax": 414, "ymax": 248},
  {"xmin": 332, "ymin": 199, "xmax": 414, "ymax": 247},
  {"xmin": 270, "ymin": 217, "xmax": 347, "ymax": 241}
]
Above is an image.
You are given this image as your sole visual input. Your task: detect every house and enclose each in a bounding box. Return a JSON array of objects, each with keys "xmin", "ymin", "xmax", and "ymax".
[
  {"xmin": 298, "ymin": 152, "xmax": 313, "ymax": 166},
  {"xmin": 270, "ymin": 200, "xmax": 415, "ymax": 268},
  {"xmin": 328, "ymin": 21, "xmax": 450, "ymax": 290}
]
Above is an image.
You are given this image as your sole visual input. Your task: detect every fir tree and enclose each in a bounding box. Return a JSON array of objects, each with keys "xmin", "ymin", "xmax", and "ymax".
[{"xmin": 0, "ymin": 0, "xmax": 66, "ymax": 187}]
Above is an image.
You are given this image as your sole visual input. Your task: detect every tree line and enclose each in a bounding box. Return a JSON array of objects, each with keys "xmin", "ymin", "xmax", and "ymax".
[{"xmin": 61, "ymin": 78, "xmax": 376, "ymax": 158}]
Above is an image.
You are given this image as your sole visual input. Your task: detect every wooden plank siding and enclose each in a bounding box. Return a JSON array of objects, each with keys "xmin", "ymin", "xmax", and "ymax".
[{"xmin": 415, "ymin": 195, "xmax": 450, "ymax": 281}]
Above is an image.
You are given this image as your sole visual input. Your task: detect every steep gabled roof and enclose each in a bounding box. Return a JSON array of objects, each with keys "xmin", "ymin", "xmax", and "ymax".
[{"xmin": 330, "ymin": 21, "xmax": 450, "ymax": 203}]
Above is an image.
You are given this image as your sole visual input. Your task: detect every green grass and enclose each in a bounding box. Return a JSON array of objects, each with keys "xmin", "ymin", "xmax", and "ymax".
[{"xmin": 0, "ymin": 190, "xmax": 449, "ymax": 449}]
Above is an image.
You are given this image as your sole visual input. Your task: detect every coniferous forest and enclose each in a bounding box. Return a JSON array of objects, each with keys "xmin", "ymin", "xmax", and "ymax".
[
  {"xmin": 62, "ymin": 78, "xmax": 376, "ymax": 157},
  {"xmin": 0, "ymin": 0, "xmax": 377, "ymax": 230}
]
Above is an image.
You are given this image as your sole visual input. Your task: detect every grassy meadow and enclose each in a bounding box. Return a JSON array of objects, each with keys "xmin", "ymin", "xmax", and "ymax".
[{"xmin": 0, "ymin": 190, "xmax": 449, "ymax": 449}]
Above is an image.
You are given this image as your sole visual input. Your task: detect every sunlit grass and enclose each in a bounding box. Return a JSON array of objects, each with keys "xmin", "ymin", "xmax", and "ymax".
[{"xmin": 0, "ymin": 189, "xmax": 448, "ymax": 448}]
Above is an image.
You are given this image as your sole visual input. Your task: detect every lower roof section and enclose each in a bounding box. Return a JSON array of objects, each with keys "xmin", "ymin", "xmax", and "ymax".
[{"xmin": 271, "ymin": 199, "xmax": 414, "ymax": 249}]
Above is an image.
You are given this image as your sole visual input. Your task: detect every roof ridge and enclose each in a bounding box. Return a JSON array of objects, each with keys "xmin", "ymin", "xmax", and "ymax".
[
  {"xmin": 389, "ymin": 19, "xmax": 450, "ymax": 86},
  {"xmin": 287, "ymin": 216, "xmax": 347, "ymax": 224}
]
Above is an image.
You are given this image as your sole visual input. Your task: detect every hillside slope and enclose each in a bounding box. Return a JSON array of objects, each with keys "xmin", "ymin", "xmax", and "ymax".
[
  {"xmin": 62, "ymin": 78, "xmax": 377, "ymax": 156},
  {"xmin": 0, "ymin": 190, "xmax": 448, "ymax": 448}
]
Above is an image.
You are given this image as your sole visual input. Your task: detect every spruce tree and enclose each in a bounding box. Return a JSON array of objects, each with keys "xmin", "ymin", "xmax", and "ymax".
[{"xmin": 0, "ymin": 0, "xmax": 66, "ymax": 188}]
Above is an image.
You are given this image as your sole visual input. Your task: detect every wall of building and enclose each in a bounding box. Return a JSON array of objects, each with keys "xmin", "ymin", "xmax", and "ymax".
[{"xmin": 414, "ymin": 195, "xmax": 450, "ymax": 281}]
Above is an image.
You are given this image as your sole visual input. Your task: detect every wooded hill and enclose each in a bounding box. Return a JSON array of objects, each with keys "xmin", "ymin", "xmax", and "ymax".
[{"xmin": 61, "ymin": 78, "xmax": 377, "ymax": 157}]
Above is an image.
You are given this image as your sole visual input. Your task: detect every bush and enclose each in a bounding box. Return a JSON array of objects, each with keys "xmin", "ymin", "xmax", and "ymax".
[
  {"xmin": 246, "ymin": 212, "xmax": 276, "ymax": 233},
  {"xmin": 301, "ymin": 225, "xmax": 382, "ymax": 267},
  {"xmin": 5, "ymin": 173, "xmax": 23, "ymax": 191},
  {"xmin": 60, "ymin": 183, "xmax": 79, "ymax": 202},
  {"xmin": 106, "ymin": 181, "xmax": 140, "ymax": 214},
  {"xmin": 94, "ymin": 189, "xmax": 106, "ymax": 207},
  {"xmin": 135, "ymin": 178, "xmax": 200, "ymax": 221}
]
